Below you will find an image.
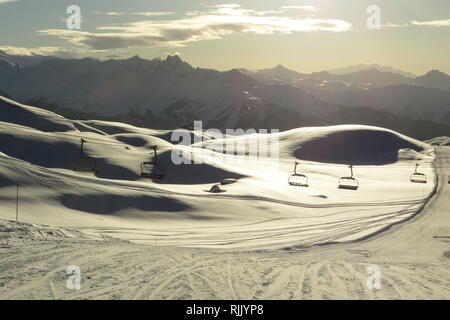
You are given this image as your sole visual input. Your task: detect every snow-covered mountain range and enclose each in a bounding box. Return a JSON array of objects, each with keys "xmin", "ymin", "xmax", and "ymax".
[{"xmin": 0, "ymin": 53, "xmax": 449, "ymax": 138}]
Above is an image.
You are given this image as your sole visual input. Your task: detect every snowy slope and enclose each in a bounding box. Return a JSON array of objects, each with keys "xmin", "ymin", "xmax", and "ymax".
[
  {"xmin": 0, "ymin": 96, "xmax": 436, "ymax": 249},
  {"xmin": 426, "ymin": 136, "xmax": 450, "ymax": 146},
  {"xmin": 1, "ymin": 146, "xmax": 449, "ymax": 299}
]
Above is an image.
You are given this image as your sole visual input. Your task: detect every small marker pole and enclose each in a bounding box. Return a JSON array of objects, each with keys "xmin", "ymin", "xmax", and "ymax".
[{"xmin": 16, "ymin": 182, "xmax": 19, "ymax": 222}]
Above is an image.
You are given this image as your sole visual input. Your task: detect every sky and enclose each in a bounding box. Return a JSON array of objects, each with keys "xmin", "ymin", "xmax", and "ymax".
[{"xmin": 0, "ymin": 0, "xmax": 449, "ymax": 75}]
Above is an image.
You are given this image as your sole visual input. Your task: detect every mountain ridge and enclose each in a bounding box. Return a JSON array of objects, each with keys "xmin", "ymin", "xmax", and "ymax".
[
  {"xmin": 326, "ymin": 63, "xmax": 417, "ymax": 78},
  {"xmin": 0, "ymin": 53, "xmax": 449, "ymax": 139}
]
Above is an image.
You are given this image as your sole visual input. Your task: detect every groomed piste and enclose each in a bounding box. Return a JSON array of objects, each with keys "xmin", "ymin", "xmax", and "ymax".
[{"xmin": 0, "ymin": 96, "xmax": 436, "ymax": 249}]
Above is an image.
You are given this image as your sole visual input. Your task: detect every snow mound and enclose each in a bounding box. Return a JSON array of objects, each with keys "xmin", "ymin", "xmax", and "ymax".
[
  {"xmin": 0, "ymin": 96, "xmax": 76, "ymax": 132},
  {"xmin": 426, "ymin": 136, "xmax": 450, "ymax": 146},
  {"xmin": 288, "ymin": 126, "xmax": 428, "ymax": 165},
  {"xmin": 0, "ymin": 97, "xmax": 438, "ymax": 250},
  {"xmin": 112, "ymin": 133, "xmax": 172, "ymax": 148},
  {"xmin": 196, "ymin": 124, "xmax": 430, "ymax": 165},
  {"xmin": 0, "ymin": 220, "xmax": 124, "ymax": 242}
]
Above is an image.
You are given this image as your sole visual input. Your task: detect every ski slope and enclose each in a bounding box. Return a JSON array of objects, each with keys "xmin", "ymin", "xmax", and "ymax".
[
  {"xmin": 0, "ymin": 96, "xmax": 437, "ymax": 250},
  {"xmin": 0, "ymin": 147, "xmax": 448, "ymax": 299}
]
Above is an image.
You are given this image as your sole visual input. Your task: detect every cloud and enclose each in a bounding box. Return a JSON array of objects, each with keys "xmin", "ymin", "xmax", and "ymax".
[
  {"xmin": 104, "ymin": 11, "xmax": 175, "ymax": 17},
  {"xmin": 0, "ymin": 0, "xmax": 17, "ymax": 4},
  {"xmin": 0, "ymin": 45, "xmax": 64, "ymax": 56},
  {"xmin": 381, "ymin": 22, "xmax": 409, "ymax": 28},
  {"xmin": 376, "ymin": 19, "xmax": 450, "ymax": 29},
  {"xmin": 281, "ymin": 6, "xmax": 317, "ymax": 12},
  {"xmin": 38, "ymin": 4, "xmax": 351, "ymax": 50},
  {"xmin": 410, "ymin": 19, "xmax": 450, "ymax": 27},
  {"xmin": 0, "ymin": 45, "xmax": 82, "ymax": 59}
]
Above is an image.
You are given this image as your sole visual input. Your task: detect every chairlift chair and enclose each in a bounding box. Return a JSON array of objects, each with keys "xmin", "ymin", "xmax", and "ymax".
[
  {"xmin": 73, "ymin": 138, "xmax": 97, "ymax": 173},
  {"xmin": 410, "ymin": 163, "xmax": 427, "ymax": 184},
  {"xmin": 288, "ymin": 161, "xmax": 309, "ymax": 187},
  {"xmin": 338, "ymin": 165, "xmax": 359, "ymax": 190},
  {"xmin": 141, "ymin": 145, "xmax": 165, "ymax": 180},
  {"xmin": 141, "ymin": 162, "xmax": 165, "ymax": 180}
]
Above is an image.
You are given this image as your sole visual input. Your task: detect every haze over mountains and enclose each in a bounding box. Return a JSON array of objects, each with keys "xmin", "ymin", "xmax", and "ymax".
[
  {"xmin": 0, "ymin": 51, "xmax": 449, "ymax": 139},
  {"xmin": 325, "ymin": 64, "xmax": 417, "ymax": 78},
  {"xmin": 243, "ymin": 64, "xmax": 450, "ymax": 92}
]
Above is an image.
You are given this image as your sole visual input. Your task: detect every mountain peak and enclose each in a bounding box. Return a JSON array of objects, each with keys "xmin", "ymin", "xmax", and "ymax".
[
  {"xmin": 256, "ymin": 64, "xmax": 304, "ymax": 80},
  {"xmin": 165, "ymin": 54, "xmax": 183, "ymax": 63},
  {"xmin": 425, "ymin": 69, "xmax": 447, "ymax": 76},
  {"xmin": 273, "ymin": 64, "xmax": 288, "ymax": 70},
  {"xmin": 311, "ymin": 70, "xmax": 331, "ymax": 77},
  {"xmin": 116, "ymin": 55, "xmax": 143, "ymax": 64},
  {"xmin": 356, "ymin": 67, "xmax": 386, "ymax": 75},
  {"xmin": 163, "ymin": 55, "xmax": 191, "ymax": 69},
  {"xmin": 157, "ymin": 54, "xmax": 194, "ymax": 74},
  {"xmin": 129, "ymin": 54, "xmax": 142, "ymax": 60},
  {"xmin": 412, "ymin": 69, "xmax": 450, "ymax": 90},
  {"xmin": 327, "ymin": 64, "xmax": 416, "ymax": 78}
]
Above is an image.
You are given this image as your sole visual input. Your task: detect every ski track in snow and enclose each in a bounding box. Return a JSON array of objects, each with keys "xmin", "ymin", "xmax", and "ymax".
[
  {"xmin": 0, "ymin": 97, "xmax": 449, "ymax": 299},
  {"xmin": 0, "ymin": 147, "xmax": 449, "ymax": 300}
]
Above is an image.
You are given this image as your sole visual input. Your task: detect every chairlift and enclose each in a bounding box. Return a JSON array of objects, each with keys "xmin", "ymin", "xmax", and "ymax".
[
  {"xmin": 288, "ymin": 161, "xmax": 309, "ymax": 187},
  {"xmin": 141, "ymin": 145, "xmax": 165, "ymax": 180},
  {"xmin": 73, "ymin": 138, "xmax": 97, "ymax": 173},
  {"xmin": 410, "ymin": 163, "xmax": 427, "ymax": 184},
  {"xmin": 338, "ymin": 165, "xmax": 359, "ymax": 190}
]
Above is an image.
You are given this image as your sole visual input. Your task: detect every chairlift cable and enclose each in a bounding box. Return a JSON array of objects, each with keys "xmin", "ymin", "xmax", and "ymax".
[{"xmin": 0, "ymin": 122, "xmax": 448, "ymax": 169}]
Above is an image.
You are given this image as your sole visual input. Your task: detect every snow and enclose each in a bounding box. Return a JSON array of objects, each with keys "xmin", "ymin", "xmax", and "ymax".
[
  {"xmin": 0, "ymin": 96, "xmax": 437, "ymax": 250},
  {"xmin": 0, "ymin": 95, "xmax": 449, "ymax": 299},
  {"xmin": 426, "ymin": 136, "xmax": 450, "ymax": 146}
]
